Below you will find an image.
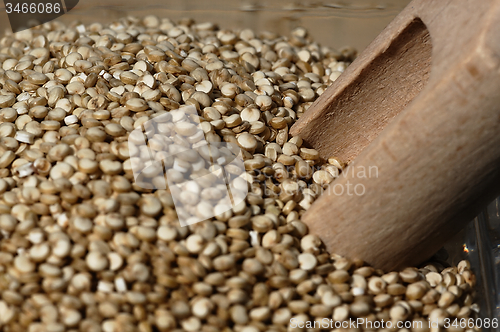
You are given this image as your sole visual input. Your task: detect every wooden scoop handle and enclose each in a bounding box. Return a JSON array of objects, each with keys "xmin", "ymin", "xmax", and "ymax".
[{"xmin": 290, "ymin": 0, "xmax": 500, "ymax": 271}]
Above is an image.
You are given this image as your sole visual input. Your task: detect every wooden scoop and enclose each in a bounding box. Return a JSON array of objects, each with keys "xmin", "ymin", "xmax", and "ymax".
[{"xmin": 290, "ymin": 0, "xmax": 500, "ymax": 271}]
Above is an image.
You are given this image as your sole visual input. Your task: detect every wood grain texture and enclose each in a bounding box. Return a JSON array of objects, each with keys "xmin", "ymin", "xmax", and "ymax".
[
  {"xmin": 291, "ymin": 0, "xmax": 500, "ymax": 271},
  {"xmin": 291, "ymin": 17, "xmax": 431, "ymax": 163}
]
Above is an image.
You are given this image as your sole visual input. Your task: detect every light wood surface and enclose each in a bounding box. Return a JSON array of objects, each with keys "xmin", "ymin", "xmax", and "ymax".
[{"xmin": 290, "ymin": 0, "xmax": 500, "ymax": 271}]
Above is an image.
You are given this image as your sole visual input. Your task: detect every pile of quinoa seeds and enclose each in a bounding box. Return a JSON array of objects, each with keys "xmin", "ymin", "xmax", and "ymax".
[{"xmin": 0, "ymin": 15, "xmax": 480, "ymax": 332}]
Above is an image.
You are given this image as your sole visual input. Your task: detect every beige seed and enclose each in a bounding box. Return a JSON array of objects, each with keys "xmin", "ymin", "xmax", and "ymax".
[
  {"xmin": 15, "ymin": 131, "xmax": 34, "ymax": 144},
  {"xmin": 241, "ymin": 108, "xmax": 261, "ymax": 122},
  {"xmin": 368, "ymin": 277, "xmax": 387, "ymax": 294},
  {"xmin": 350, "ymin": 301, "xmax": 371, "ymax": 317},
  {"xmin": 448, "ymin": 285, "xmax": 463, "ymax": 298},
  {"xmin": 140, "ymin": 196, "xmax": 162, "ymax": 217},
  {"xmin": 64, "ymin": 115, "xmax": 78, "ymax": 125},
  {"xmin": 282, "ymin": 142, "xmax": 298, "ymax": 156},
  {"xmin": 65, "ymin": 52, "xmax": 83, "ymax": 66},
  {"xmin": 462, "ymin": 270, "xmax": 476, "ymax": 287},
  {"xmin": 295, "ymin": 160, "xmax": 312, "ymax": 178},
  {"xmin": 85, "ymin": 251, "xmax": 108, "ymax": 271},
  {"xmin": 220, "ymin": 83, "xmax": 239, "ymax": 98},
  {"xmin": 126, "ymin": 98, "xmax": 148, "ymax": 112},
  {"xmin": 387, "ymin": 283, "xmax": 406, "ymax": 296},
  {"xmin": 298, "ymin": 253, "xmax": 317, "ymax": 271},
  {"xmin": 192, "ymin": 298, "xmax": 212, "ymax": 319},
  {"xmin": 72, "ymin": 216, "xmax": 93, "ymax": 234},
  {"xmin": 186, "ymin": 234, "xmax": 205, "ymax": 254},
  {"xmin": 61, "ymin": 307, "xmax": 81, "ymax": 327},
  {"xmin": 426, "ymin": 271, "xmax": 443, "ymax": 287},
  {"xmin": 242, "ymin": 258, "xmax": 264, "ymax": 275},
  {"xmin": 53, "ymin": 238, "xmax": 71, "ymax": 257},
  {"xmin": 85, "ymin": 127, "xmax": 107, "ymax": 142},
  {"xmin": 237, "ymin": 132, "xmax": 258, "ymax": 151},
  {"xmin": 0, "ymin": 108, "xmax": 17, "ymax": 122},
  {"xmin": 66, "ymin": 81, "xmax": 85, "ymax": 95},
  {"xmin": 406, "ymin": 281, "xmax": 428, "ymax": 300},
  {"xmin": 121, "ymin": 71, "xmax": 140, "ymax": 85},
  {"xmin": 262, "ymin": 230, "xmax": 281, "ymax": 248},
  {"xmin": 224, "ymin": 114, "xmax": 242, "ymax": 128},
  {"xmin": 28, "ymin": 72, "xmax": 49, "ymax": 85},
  {"xmin": 351, "ymin": 274, "xmax": 367, "ymax": 295},
  {"xmin": 0, "ymin": 95, "xmax": 16, "ymax": 108},
  {"xmin": 443, "ymin": 271, "xmax": 457, "ymax": 286},
  {"xmin": 251, "ymin": 215, "xmax": 274, "ymax": 232},
  {"xmin": 249, "ymin": 307, "xmax": 271, "ymax": 321},
  {"xmin": 255, "ymin": 95, "xmax": 273, "ymax": 111},
  {"xmin": 99, "ymin": 160, "xmax": 123, "ymax": 175},
  {"xmin": 390, "ymin": 304, "xmax": 409, "ymax": 321},
  {"xmin": 50, "ymin": 162, "xmax": 74, "ymax": 180},
  {"xmin": 14, "ymin": 254, "xmax": 35, "ymax": 273},
  {"xmin": 456, "ymin": 260, "xmax": 469, "ymax": 273},
  {"xmin": 382, "ymin": 271, "xmax": 400, "ymax": 284},
  {"xmin": 48, "ymin": 143, "xmax": 72, "ymax": 162},
  {"xmin": 300, "ymin": 148, "xmax": 319, "ymax": 160},
  {"xmin": 181, "ymin": 317, "xmax": 201, "ymax": 332},
  {"xmin": 0, "ymin": 151, "xmax": 16, "ymax": 168},
  {"xmin": 175, "ymin": 122, "xmax": 198, "ymax": 136},
  {"xmin": 0, "ymin": 301, "xmax": 16, "ymax": 325},
  {"xmin": 107, "ymin": 252, "xmax": 123, "ymax": 271},
  {"xmin": 230, "ymin": 305, "xmax": 249, "ymax": 325},
  {"xmin": 374, "ymin": 293, "xmax": 393, "ymax": 307},
  {"xmin": 321, "ymin": 291, "xmax": 342, "ymax": 307},
  {"xmin": 157, "ymin": 225, "xmax": 178, "ymax": 241},
  {"xmin": 438, "ymin": 291, "xmax": 455, "ymax": 308},
  {"xmin": 300, "ymin": 234, "xmax": 321, "ymax": 252},
  {"xmin": 270, "ymin": 117, "xmax": 287, "ymax": 130},
  {"xmin": 429, "ymin": 308, "xmax": 448, "ymax": 326},
  {"xmin": 400, "ymin": 268, "xmax": 421, "ymax": 283},
  {"xmin": 195, "ymin": 80, "xmax": 213, "ymax": 93},
  {"xmin": 333, "ymin": 304, "xmax": 349, "ymax": 321},
  {"xmin": 78, "ymin": 158, "xmax": 99, "ymax": 173},
  {"xmin": 29, "ymin": 243, "xmax": 51, "ymax": 262},
  {"xmin": 312, "ymin": 170, "xmax": 334, "ymax": 186},
  {"xmin": 213, "ymin": 254, "xmax": 235, "ymax": 271}
]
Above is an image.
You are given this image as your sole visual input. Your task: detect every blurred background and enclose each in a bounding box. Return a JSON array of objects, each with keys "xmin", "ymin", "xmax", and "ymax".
[{"xmin": 0, "ymin": 0, "xmax": 412, "ymax": 52}]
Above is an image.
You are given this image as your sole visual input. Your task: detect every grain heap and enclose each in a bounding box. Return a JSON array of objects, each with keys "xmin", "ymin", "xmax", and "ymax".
[{"xmin": 0, "ymin": 15, "xmax": 479, "ymax": 332}]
